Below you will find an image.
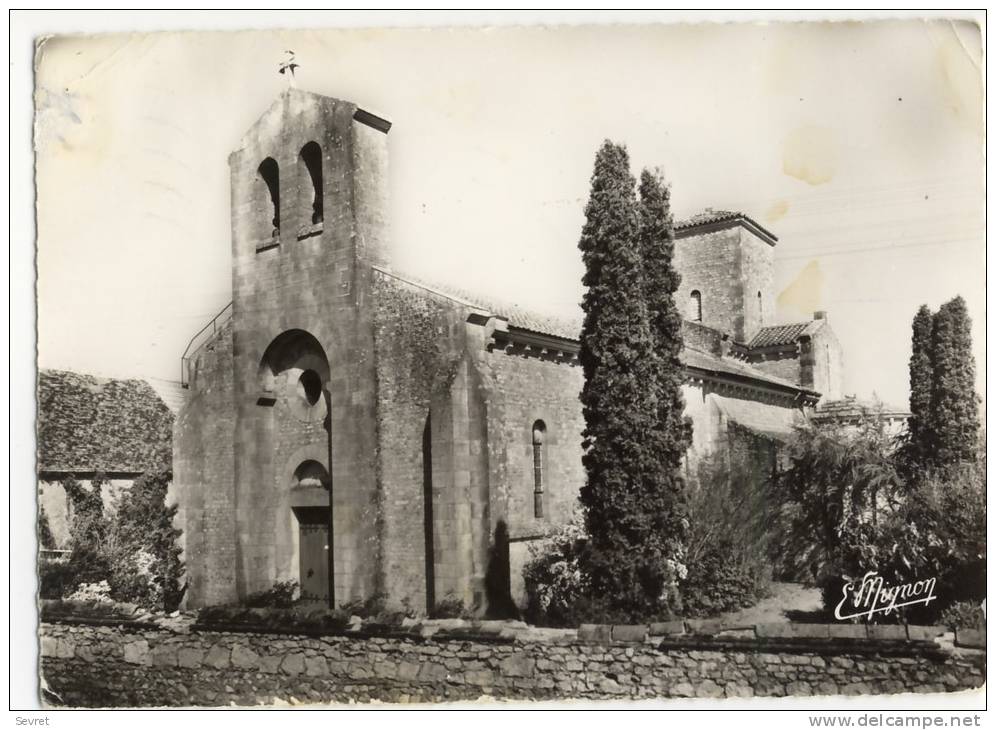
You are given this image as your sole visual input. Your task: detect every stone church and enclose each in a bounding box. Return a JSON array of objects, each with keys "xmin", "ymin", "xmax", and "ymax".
[{"xmin": 174, "ymin": 89, "xmax": 844, "ymax": 613}]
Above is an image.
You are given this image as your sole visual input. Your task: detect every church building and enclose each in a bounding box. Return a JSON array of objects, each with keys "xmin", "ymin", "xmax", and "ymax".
[{"xmin": 174, "ymin": 89, "xmax": 844, "ymax": 613}]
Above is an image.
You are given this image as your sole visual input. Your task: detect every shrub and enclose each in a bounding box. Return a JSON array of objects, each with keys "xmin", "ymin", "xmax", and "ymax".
[
  {"xmin": 938, "ymin": 601, "xmax": 985, "ymax": 631},
  {"xmin": 66, "ymin": 580, "xmax": 113, "ymax": 603},
  {"xmin": 430, "ymin": 593, "xmax": 472, "ymax": 620},
  {"xmin": 38, "ymin": 506, "xmax": 56, "ymax": 550},
  {"xmin": 522, "ymin": 518, "xmax": 595, "ymax": 627},
  {"xmin": 107, "ymin": 470, "xmax": 185, "ymax": 612},
  {"xmin": 777, "ymin": 414, "xmax": 985, "ymax": 624},
  {"xmin": 681, "ymin": 450, "xmax": 772, "ymax": 617},
  {"xmin": 196, "ymin": 604, "xmax": 352, "ymax": 634},
  {"xmin": 38, "ymin": 559, "xmax": 73, "ymax": 600},
  {"xmin": 245, "ymin": 580, "xmax": 299, "ymax": 608}
]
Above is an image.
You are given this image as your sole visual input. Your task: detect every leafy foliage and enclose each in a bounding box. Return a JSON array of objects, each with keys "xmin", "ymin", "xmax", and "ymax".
[
  {"xmin": 106, "ymin": 470, "xmax": 185, "ymax": 612},
  {"xmin": 681, "ymin": 451, "xmax": 772, "ymax": 617},
  {"xmin": 776, "ymin": 414, "xmax": 985, "ymax": 623},
  {"xmin": 245, "ymin": 580, "xmax": 299, "ymax": 608},
  {"xmin": 522, "ymin": 517, "xmax": 591, "ymax": 626},
  {"xmin": 63, "ymin": 473, "xmax": 111, "ymax": 589},
  {"xmin": 576, "ymin": 141, "xmax": 686, "ymax": 620},
  {"xmin": 929, "ymin": 297, "xmax": 979, "ymax": 466},
  {"xmin": 196, "ymin": 604, "xmax": 353, "ymax": 634},
  {"xmin": 53, "ymin": 470, "xmax": 185, "ymax": 612},
  {"xmin": 938, "ymin": 601, "xmax": 986, "ymax": 631},
  {"xmin": 38, "ymin": 505, "xmax": 57, "ymax": 550}
]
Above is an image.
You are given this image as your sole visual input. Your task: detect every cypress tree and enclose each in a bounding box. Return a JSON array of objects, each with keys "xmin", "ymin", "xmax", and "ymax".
[
  {"xmin": 907, "ymin": 305, "xmax": 934, "ymax": 464},
  {"xmin": 637, "ymin": 168, "xmax": 690, "ymax": 539},
  {"xmin": 929, "ymin": 296, "xmax": 979, "ymax": 465},
  {"xmin": 577, "ymin": 141, "xmax": 671, "ymax": 617}
]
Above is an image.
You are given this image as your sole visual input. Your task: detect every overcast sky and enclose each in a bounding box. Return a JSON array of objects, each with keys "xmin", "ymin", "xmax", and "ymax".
[{"xmin": 33, "ymin": 19, "xmax": 984, "ymax": 407}]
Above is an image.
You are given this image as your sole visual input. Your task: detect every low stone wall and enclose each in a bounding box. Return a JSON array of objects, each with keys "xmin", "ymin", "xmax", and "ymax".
[{"xmin": 40, "ymin": 619, "xmax": 985, "ymax": 707}]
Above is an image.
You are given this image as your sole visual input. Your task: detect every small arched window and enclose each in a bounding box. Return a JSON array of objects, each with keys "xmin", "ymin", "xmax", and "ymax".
[
  {"xmin": 690, "ymin": 290, "xmax": 702, "ymax": 321},
  {"xmin": 257, "ymin": 157, "xmax": 280, "ymax": 236},
  {"xmin": 532, "ymin": 420, "xmax": 546, "ymax": 519},
  {"xmin": 757, "ymin": 291, "xmax": 763, "ymax": 321},
  {"xmin": 299, "ymin": 142, "xmax": 323, "ymax": 225}
]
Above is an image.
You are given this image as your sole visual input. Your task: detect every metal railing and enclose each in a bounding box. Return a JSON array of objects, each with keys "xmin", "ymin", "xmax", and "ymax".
[{"xmin": 180, "ymin": 301, "xmax": 233, "ymax": 388}]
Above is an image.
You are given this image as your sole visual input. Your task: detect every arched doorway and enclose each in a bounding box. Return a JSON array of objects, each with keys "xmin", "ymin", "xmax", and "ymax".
[
  {"xmin": 259, "ymin": 330, "xmax": 334, "ymax": 605},
  {"xmin": 291, "ymin": 461, "xmax": 332, "ymax": 603}
]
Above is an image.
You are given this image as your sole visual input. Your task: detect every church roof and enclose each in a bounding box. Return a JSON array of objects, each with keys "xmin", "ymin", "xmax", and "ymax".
[
  {"xmin": 37, "ymin": 369, "xmax": 176, "ymax": 476},
  {"xmin": 374, "ymin": 267, "xmax": 818, "ymax": 399},
  {"xmin": 675, "ymin": 209, "xmax": 778, "ymax": 245},
  {"xmin": 682, "ymin": 347, "xmax": 806, "ymax": 393},
  {"xmin": 748, "ymin": 320, "xmax": 824, "ymax": 349},
  {"xmin": 713, "ymin": 394, "xmax": 807, "ymax": 441},
  {"xmin": 812, "ymin": 396, "xmax": 910, "ymax": 422}
]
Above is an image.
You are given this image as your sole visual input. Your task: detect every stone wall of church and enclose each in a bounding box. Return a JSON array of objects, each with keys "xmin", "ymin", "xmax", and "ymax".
[
  {"xmin": 747, "ymin": 347, "xmax": 803, "ymax": 386},
  {"xmin": 222, "ymin": 93, "xmax": 390, "ymax": 606},
  {"xmin": 371, "ymin": 274, "xmax": 469, "ymax": 613},
  {"xmin": 739, "ymin": 228, "xmax": 776, "ymax": 342},
  {"xmin": 808, "ymin": 324, "xmax": 845, "ymax": 401},
  {"xmin": 479, "ymin": 350, "xmax": 586, "ymax": 606},
  {"xmin": 173, "ymin": 322, "xmax": 238, "ymax": 607}
]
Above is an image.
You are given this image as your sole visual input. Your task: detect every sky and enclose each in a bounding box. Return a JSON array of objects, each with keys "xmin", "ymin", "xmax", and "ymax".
[{"xmin": 32, "ymin": 19, "xmax": 985, "ymax": 408}]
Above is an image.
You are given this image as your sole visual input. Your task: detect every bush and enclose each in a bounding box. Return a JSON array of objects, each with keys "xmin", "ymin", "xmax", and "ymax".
[
  {"xmin": 245, "ymin": 580, "xmax": 299, "ymax": 608},
  {"xmin": 777, "ymin": 416, "xmax": 986, "ymax": 625},
  {"xmin": 430, "ymin": 593, "xmax": 472, "ymax": 619},
  {"xmin": 938, "ymin": 601, "xmax": 986, "ymax": 631},
  {"xmin": 38, "ymin": 506, "xmax": 56, "ymax": 550},
  {"xmin": 196, "ymin": 604, "xmax": 352, "ymax": 634},
  {"xmin": 522, "ymin": 518, "xmax": 589, "ymax": 627},
  {"xmin": 66, "ymin": 580, "xmax": 113, "ymax": 603},
  {"xmin": 107, "ymin": 471, "xmax": 185, "ymax": 612},
  {"xmin": 681, "ymin": 450, "xmax": 772, "ymax": 617},
  {"xmin": 38, "ymin": 559, "xmax": 74, "ymax": 600}
]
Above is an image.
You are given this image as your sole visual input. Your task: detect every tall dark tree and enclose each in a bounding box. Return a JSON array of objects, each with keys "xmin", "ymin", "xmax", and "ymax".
[
  {"xmin": 930, "ymin": 296, "xmax": 979, "ymax": 465},
  {"xmin": 577, "ymin": 141, "xmax": 677, "ymax": 618},
  {"xmin": 637, "ymin": 168, "xmax": 690, "ymax": 537},
  {"xmin": 906, "ymin": 304, "xmax": 935, "ymax": 464}
]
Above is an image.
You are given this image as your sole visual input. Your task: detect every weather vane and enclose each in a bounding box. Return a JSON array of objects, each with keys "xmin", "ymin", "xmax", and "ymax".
[{"xmin": 278, "ymin": 50, "xmax": 299, "ymax": 86}]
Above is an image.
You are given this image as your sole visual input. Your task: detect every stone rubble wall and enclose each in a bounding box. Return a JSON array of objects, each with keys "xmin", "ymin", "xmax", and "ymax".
[{"xmin": 40, "ymin": 619, "xmax": 985, "ymax": 707}]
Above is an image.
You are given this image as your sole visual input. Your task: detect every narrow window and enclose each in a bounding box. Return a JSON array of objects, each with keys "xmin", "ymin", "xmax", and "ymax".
[
  {"xmin": 532, "ymin": 421, "xmax": 546, "ymax": 518},
  {"xmin": 300, "ymin": 142, "xmax": 323, "ymax": 225},
  {"xmin": 757, "ymin": 291, "xmax": 763, "ymax": 322},
  {"xmin": 257, "ymin": 157, "xmax": 280, "ymax": 236},
  {"xmin": 690, "ymin": 290, "xmax": 702, "ymax": 321}
]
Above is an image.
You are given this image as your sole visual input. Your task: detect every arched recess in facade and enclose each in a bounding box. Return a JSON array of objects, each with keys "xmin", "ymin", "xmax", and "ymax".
[{"xmin": 258, "ymin": 329, "xmax": 335, "ymax": 605}]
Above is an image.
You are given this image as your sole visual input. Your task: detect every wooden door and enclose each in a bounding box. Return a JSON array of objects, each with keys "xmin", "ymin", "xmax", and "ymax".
[{"xmin": 295, "ymin": 507, "xmax": 331, "ymax": 603}]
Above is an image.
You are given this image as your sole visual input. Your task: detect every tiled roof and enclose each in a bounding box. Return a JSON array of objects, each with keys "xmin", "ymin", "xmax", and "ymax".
[
  {"xmin": 682, "ymin": 347, "xmax": 810, "ymax": 393},
  {"xmin": 813, "ymin": 397, "xmax": 910, "ymax": 421},
  {"xmin": 374, "ymin": 266, "xmax": 583, "ymax": 341},
  {"xmin": 675, "ymin": 209, "xmax": 778, "ymax": 243},
  {"xmin": 375, "ymin": 267, "xmax": 814, "ymax": 396},
  {"xmin": 748, "ymin": 321, "xmax": 823, "ymax": 349},
  {"xmin": 713, "ymin": 394, "xmax": 806, "ymax": 441},
  {"xmin": 37, "ymin": 369, "xmax": 175, "ymax": 474}
]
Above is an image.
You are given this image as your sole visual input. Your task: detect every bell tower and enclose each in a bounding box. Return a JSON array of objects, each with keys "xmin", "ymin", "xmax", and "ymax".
[{"xmin": 224, "ymin": 89, "xmax": 393, "ymax": 605}]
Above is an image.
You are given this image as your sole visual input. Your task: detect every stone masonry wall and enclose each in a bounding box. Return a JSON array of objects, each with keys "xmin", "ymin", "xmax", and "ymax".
[
  {"xmin": 675, "ymin": 227, "xmax": 744, "ymax": 341},
  {"xmin": 40, "ymin": 619, "xmax": 985, "ymax": 707},
  {"xmin": 173, "ymin": 322, "xmax": 237, "ymax": 607}
]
